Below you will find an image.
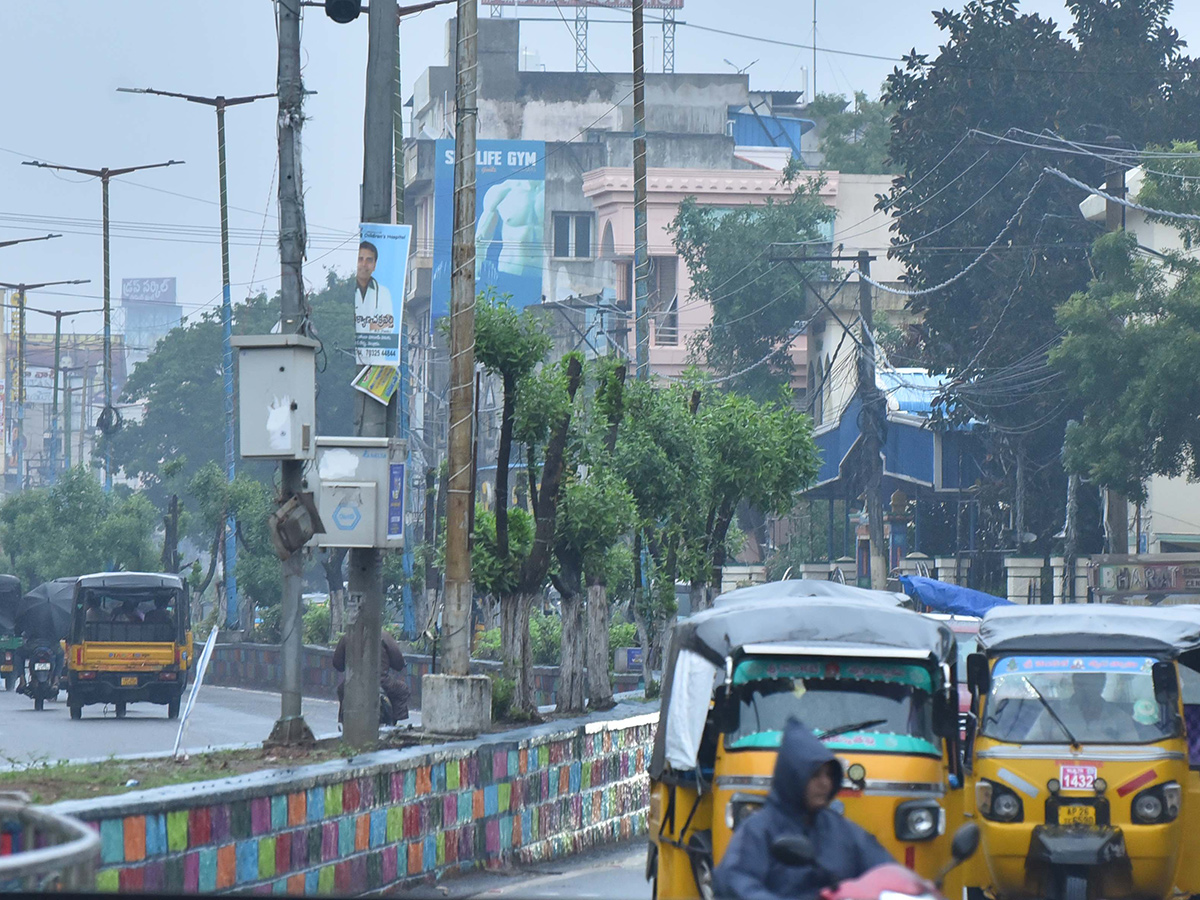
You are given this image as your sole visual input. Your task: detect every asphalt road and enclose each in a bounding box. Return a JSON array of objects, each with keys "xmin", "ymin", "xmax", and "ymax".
[
  {"xmin": 400, "ymin": 841, "xmax": 651, "ymax": 900},
  {"xmin": 0, "ymin": 681, "xmax": 352, "ymax": 764}
]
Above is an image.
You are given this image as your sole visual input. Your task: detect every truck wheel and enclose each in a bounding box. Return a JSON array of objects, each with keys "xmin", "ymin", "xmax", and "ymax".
[
  {"xmin": 70, "ymin": 702, "xmax": 82, "ymax": 720},
  {"xmin": 167, "ymin": 697, "xmax": 180, "ymax": 719},
  {"xmin": 115, "ymin": 702, "xmax": 127, "ymax": 719}
]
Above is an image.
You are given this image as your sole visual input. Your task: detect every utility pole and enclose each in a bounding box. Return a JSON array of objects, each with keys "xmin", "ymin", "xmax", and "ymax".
[
  {"xmin": 770, "ymin": 247, "xmax": 884, "ymax": 586},
  {"xmin": 40, "ymin": 308, "xmax": 100, "ymax": 484},
  {"xmin": 267, "ymin": 0, "xmax": 315, "ymax": 747},
  {"xmin": 0, "ymin": 281, "xmax": 90, "ymax": 489},
  {"xmin": 341, "ymin": 0, "xmax": 400, "ymax": 750},
  {"xmin": 23, "ymin": 158, "xmax": 183, "ymax": 493},
  {"xmin": 441, "ymin": 0, "xmax": 479, "ymax": 679},
  {"xmin": 631, "ymin": 0, "xmax": 650, "ymax": 379},
  {"xmin": 1103, "ymin": 139, "xmax": 1129, "ymax": 555},
  {"xmin": 855, "ymin": 251, "xmax": 887, "ymax": 590},
  {"xmin": 117, "ymin": 87, "xmax": 274, "ymax": 620}
]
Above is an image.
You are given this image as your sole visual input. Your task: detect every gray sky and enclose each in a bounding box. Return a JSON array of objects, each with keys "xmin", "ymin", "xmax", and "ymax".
[{"xmin": 1, "ymin": 0, "xmax": 1198, "ymax": 341}]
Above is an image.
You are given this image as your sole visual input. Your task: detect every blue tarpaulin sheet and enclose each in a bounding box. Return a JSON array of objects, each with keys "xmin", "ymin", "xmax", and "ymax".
[{"xmin": 899, "ymin": 575, "xmax": 1014, "ymax": 617}]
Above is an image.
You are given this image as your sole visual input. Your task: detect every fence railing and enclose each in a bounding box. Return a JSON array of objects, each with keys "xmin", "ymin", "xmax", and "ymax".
[{"xmin": 0, "ymin": 794, "xmax": 99, "ymax": 893}]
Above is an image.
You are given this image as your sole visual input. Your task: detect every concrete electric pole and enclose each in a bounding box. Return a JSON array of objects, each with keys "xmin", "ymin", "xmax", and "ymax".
[
  {"xmin": 855, "ymin": 251, "xmax": 888, "ymax": 590},
  {"xmin": 341, "ymin": 0, "xmax": 400, "ymax": 751},
  {"xmin": 1103, "ymin": 140, "xmax": 1130, "ymax": 556},
  {"xmin": 267, "ymin": 0, "xmax": 316, "ymax": 747},
  {"xmin": 117, "ymin": 86, "xmax": 275, "ymax": 628},
  {"xmin": 22, "ymin": 158, "xmax": 183, "ymax": 493},
  {"xmin": 631, "ymin": 0, "xmax": 650, "ymax": 379}
]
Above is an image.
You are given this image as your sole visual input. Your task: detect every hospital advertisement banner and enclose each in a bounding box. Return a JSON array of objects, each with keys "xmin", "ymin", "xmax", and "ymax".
[
  {"xmin": 354, "ymin": 222, "xmax": 412, "ymax": 366},
  {"xmin": 431, "ymin": 139, "xmax": 546, "ymax": 327}
]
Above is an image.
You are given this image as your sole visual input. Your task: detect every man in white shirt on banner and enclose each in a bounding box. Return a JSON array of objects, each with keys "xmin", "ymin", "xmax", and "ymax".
[{"xmin": 355, "ymin": 240, "xmax": 393, "ymax": 331}]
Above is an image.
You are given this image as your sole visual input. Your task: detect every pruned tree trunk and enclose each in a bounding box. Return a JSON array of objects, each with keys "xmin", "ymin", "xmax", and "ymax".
[
  {"xmin": 690, "ymin": 579, "xmax": 710, "ymax": 614},
  {"xmin": 631, "ymin": 603, "xmax": 655, "ymax": 694},
  {"xmin": 558, "ymin": 591, "xmax": 586, "ymax": 712},
  {"xmin": 500, "ymin": 591, "xmax": 535, "ymax": 715},
  {"xmin": 586, "ymin": 578, "xmax": 614, "ymax": 710}
]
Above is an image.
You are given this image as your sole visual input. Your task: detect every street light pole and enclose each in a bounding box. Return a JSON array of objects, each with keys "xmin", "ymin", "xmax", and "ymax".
[
  {"xmin": 23, "ymin": 158, "xmax": 184, "ymax": 493},
  {"xmin": 117, "ymin": 86, "xmax": 272, "ymax": 633},
  {"xmin": 0, "ymin": 281, "xmax": 90, "ymax": 490}
]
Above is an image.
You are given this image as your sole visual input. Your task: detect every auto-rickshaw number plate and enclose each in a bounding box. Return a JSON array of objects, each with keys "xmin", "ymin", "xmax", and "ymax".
[
  {"xmin": 1059, "ymin": 804, "xmax": 1096, "ymax": 826},
  {"xmin": 1060, "ymin": 765, "xmax": 1097, "ymax": 790},
  {"xmin": 121, "ymin": 676, "xmax": 138, "ymax": 686}
]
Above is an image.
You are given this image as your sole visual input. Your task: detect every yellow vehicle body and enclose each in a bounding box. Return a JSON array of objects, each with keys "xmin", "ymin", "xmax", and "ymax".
[
  {"xmin": 965, "ymin": 604, "xmax": 1200, "ymax": 900},
  {"xmin": 647, "ymin": 587, "xmax": 967, "ymax": 900},
  {"xmin": 64, "ymin": 572, "xmax": 192, "ymax": 720}
]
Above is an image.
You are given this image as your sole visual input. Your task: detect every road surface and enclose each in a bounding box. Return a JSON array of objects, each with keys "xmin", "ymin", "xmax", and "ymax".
[
  {"xmin": 400, "ymin": 841, "xmax": 651, "ymax": 900},
  {"xmin": 0, "ymin": 682, "xmax": 353, "ymax": 764}
]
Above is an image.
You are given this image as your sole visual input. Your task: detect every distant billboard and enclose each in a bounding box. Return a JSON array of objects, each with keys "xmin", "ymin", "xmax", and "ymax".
[
  {"xmin": 122, "ymin": 277, "xmax": 181, "ymax": 360},
  {"xmin": 431, "ymin": 140, "xmax": 546, "ymax": 327},
  {"xmin": 121, "ymin": 277, "xmax": 177, "ymax": 305}
]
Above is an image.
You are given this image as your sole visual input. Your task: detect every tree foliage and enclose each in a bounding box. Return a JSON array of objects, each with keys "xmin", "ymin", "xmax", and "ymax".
[
  {"xmin": 807, "ymin": 91, "xmax": 899, "ymax": 175},
  {"xmin": 882, "ymin": 0, "xmax": 1200, "ymax": 551},
  {"xmin": 1053, "ymin": 231, "xmax": 1200, "ymax": 499},
  {"xmin": 0, "ymin": 467, "xmax": 159, "ymax": 586},
  {"xmin": 670, "ymin": 176, "xmax": 834, "ymax": 400}
]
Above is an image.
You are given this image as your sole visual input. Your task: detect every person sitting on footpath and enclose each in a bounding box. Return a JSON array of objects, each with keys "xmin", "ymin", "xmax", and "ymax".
[
  {"xmin": 332, "ymin": 629, "xmax": 410, "ymax": 723},
  {"xmin": 714, "ymin": 718, "xmax": 895, "ymax": 900}
]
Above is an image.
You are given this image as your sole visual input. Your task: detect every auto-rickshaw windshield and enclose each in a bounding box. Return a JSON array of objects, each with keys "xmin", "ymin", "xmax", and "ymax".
[
  {"xmin": 981, "ymin": 655, "xmax": 1178, "ymax": 744},
  {"xmin": 724, "ymin": 656, "xmax": 939, "ymax": 755}
]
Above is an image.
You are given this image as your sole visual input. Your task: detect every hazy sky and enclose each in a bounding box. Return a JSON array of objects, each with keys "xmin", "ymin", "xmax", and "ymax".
[{"xmin": 2, "ymin": 0, "xmax": 1198, "ymax": 340}]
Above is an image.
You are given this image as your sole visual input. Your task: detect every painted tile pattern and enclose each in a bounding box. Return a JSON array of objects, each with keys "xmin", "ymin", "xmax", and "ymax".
[
  {"xmin": 206, "ymin": 644, "xmax": 642, "ymax": 707},
  {"xmin": 36, "ymin": 713, "xmax": 655, "ymax": 895}
]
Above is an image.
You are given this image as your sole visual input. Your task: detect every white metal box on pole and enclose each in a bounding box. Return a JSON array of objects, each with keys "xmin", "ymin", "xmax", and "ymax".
[
  {"xmin": 312, "ymin": 437, "xmax": 406, "ymax": 549},
  {"xmin": 231, "ymin": 334, "xmax": 318, "ymax": 460}
]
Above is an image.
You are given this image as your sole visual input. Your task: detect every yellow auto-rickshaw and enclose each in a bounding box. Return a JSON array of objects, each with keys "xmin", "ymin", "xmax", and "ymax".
[
  {"xmin": 647, "ymin": 580, "xmax": 966, "ymax": 900},
  {"xmin": 65, "ymin": 572, "xmax": 193, "ymax": 720},
  {"xmin": 965, "ymin": 603, "xmax": 1200, "ymax": 900}
]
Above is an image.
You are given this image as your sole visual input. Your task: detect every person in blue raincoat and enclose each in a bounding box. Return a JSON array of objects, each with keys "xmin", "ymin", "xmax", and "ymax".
[{"xmin": 714, "ymin": 718, "xmax": 895, "ymax": 900}]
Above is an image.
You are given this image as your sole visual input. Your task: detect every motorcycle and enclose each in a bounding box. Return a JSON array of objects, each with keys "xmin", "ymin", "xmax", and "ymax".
[
  {"xmin": 337, "ymin": 685, "xmax": 398, "ymax": 730},
  {"xmin": 20, "ymin": 642, "xmax": 61, "ymax": 711},
  {"xmin": 770, "ymin": 823, "xmax": 980, "ymax": 900}
]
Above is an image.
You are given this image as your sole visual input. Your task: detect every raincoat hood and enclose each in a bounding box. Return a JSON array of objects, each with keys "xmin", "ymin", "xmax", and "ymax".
[{"xmin": 770, "ymin": 719, "xmax": 843, "ymax": 811}]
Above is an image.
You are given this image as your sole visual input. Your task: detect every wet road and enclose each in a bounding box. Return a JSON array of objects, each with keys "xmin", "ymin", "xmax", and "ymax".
[{"xmin": 0, "ymin": 681, "xmax": 347, "ymax": 764}]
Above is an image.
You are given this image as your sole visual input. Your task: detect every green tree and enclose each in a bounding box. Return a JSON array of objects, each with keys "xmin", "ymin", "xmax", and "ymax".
[
  {"xmin": 0, "ymin": 467, "xmax": 158, "ymax": 585},
  {"xmin": 670, "ymin": 174, "xmax": 834, "ymax": 401},
  {"xmin": 807, "ymin": 91, "xmax": 898, "ymax": 175},
  {"xmin": 1052, "ymin": 230, "xmax": 1200, "ymax": 498},
  {"xmin": 882, "ymin": 0, "xmax": 1200, "ymax": 553}
]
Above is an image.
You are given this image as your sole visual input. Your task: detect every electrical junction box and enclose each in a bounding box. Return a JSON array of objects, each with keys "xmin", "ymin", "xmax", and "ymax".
[
  {"xmin": 231, "ymin": 334, "xmax": 318, "ymax": 460},
  {"xmin": 312, "ymin": 437, "xmax": 406, "ymax": 549}
]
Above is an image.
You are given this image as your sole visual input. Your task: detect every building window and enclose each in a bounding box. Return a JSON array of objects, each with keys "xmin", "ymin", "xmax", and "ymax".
[
  {"xmin": 552, "ymin": 213, "xmax": 593, "ymax": 259},
  {"xmin": 617, "ymin": 257, "xmax": 679, "ymax": 344}
]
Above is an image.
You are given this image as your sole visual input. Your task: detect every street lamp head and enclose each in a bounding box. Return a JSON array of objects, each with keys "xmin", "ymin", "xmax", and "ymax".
[{"xmin": 325, "ymin": 0, "xmax": 362, "ymax": 23}]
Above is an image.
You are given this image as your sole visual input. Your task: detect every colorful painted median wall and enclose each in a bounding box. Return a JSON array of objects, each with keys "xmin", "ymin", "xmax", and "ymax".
[{"xmin": 46, "ymin": 708, "xmax": 655, "ymax": 894}]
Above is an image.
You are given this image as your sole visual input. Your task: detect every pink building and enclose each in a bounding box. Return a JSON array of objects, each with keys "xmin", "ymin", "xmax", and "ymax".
[{"xmin": 581, "ymin": 167, "xmax": 845, "ymax": 389}]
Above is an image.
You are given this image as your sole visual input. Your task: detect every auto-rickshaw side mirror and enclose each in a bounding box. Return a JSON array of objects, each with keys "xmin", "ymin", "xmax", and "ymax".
[
  {"xmin": 711, "ymin": 685, "xmax": 738, "ymax": 734},
  {"xmin": 966, "ymin": 653, "xmax": 990, "ymax": 695},
  {"xmin": 934, "ymin": 823, "xmax": 980, "ymax": 889},
  {"xmin": 1153, "ymin": 661, "xmax": 1178, "ymax": 700}
]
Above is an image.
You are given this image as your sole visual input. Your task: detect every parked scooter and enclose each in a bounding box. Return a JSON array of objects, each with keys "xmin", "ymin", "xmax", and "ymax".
[
  {"xmin": 337, "ymin": 686, "xmax": 398, "ymax": 730},
  {"xmin": 770, "ymin": 823, "xmax": 980, "ymax": 900},
  {"xmin": 20, "ymin": 641, "xmax": 61, "ymax": 711}
]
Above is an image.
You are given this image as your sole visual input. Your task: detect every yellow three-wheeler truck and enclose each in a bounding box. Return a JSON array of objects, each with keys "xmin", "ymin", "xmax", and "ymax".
[
  {"xmin": 965, "ymin": 603, "xmax": 1200, "ymax": 900},
  {"xmin": 65, "ymin": 572, "xmax": 193, "ymax": 720},
  {"xmin": 647, "ymin": 580, "xmax": 966, "ymax": 900}
]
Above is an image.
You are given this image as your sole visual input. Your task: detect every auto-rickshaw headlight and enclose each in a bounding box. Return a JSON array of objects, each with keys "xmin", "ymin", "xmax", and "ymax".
[
  {"xmin": 1047, "ymin": 778, "xmax": 1061, "ymax": 795},
  {"xmin": 977, "ymin": 780, "xmax": 1023, "ymax": 822},
  {"xmin": 725, "ymin": 792, "xmax": 765, "ymax": 831},
  {"xmin": 1133, "ymin": 792, "xmax": 1163, "ymax": 822},
  {"xmin": 1132, "ymin": 782, "xmax": 1181, "ymax": 824},
  {"xmin": 846, "ymin": 763, "xmax": 866, "ymax": 784},
  {"xmin": 894, "ymin": 800, "xmax": 942, "ymax": 841},
  {"xmin": 1093, "ymin": 777, "xmax": 1107, "ymax": 795}
]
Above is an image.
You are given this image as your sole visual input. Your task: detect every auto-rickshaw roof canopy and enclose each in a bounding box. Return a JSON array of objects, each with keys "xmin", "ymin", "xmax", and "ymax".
[
  {"xmin": 75, "ymin": 572, "xmax": 185, "ymax": 593},
  {"xmin": 650, "ymin": 593, "xmax": 957, "ymax": 780},
  {"xmin": 980, "ymin": 603, "xmax": 1200, "ymax": 656},
  {"xmin": 674, "ymin": 592, "xmax": 956, "ymax": 667},
  {"xmin": 714, "ymin": 578, "xmax": 911, "ymax": 608}
]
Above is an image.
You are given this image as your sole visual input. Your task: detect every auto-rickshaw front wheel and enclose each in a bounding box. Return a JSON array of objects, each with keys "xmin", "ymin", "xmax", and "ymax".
[
  {"xmin": 1061, "ymin": 873, "xmax": 1087, "ymax": 900},
  {"xmin": 3, "ymin": 672, "xmax": 13, "ymax": 692},
  {"xmin": 115, "ymin": 702, "xmax": 127, "ymax": 718},
  {"xmin": 167, "ymin": 697, "xmax": 180, "ymax": 719},
  {"xmin": 69, "ymin": 702, "xmax": 81, "ymax": 720}
]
